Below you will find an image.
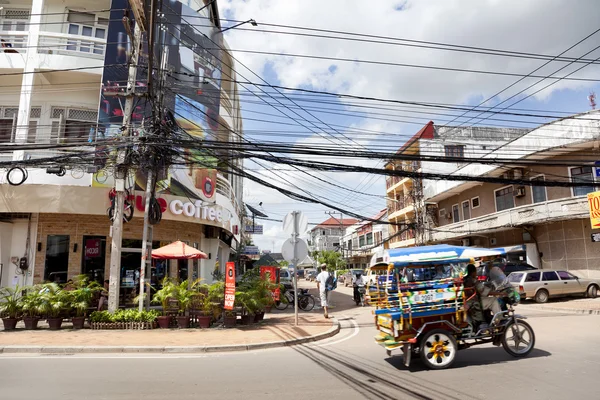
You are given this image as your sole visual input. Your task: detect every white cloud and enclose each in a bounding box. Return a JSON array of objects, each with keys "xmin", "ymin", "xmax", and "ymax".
[
  {"xmin": 224, "ymin": 0, "xmax": 600, "ymax": 251},
  {"xmin": 221, "ymin": 0, "xmax": 600, "ymax": 104}
]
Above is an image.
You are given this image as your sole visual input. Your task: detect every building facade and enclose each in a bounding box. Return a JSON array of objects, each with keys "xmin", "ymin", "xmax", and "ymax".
[
  {"xmin": 423, "ymin": 110, "xmax": 600, "ymax": 277},
  {"xmin": 385, "ymin": 121, "xmax": 527, "ymax": 249},
  {"xmin": 309, "ymin": 216, "xmax": 359, "ymax": 254},
  {"xmin": 0, "ymin": 0, "xmax": 245, "ymax": 297},
  {"xmin": 342, "ymin": 209, "xmax": 388, "ymax": 269}
]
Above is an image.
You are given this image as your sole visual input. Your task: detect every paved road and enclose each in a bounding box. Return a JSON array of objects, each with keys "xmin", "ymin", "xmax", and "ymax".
[{"xmin": 1, "ymin": 284, "xmax": 599, "ymax": 400}]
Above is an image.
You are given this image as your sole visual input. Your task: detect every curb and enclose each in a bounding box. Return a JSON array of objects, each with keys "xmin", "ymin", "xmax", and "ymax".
[
  {"xmin": 0, "ymin": 319, "xmax": 341, "ymax": 355},
  {"xmin": 533, "ymin": 306, "xmax": 600, "ymax": 316}
]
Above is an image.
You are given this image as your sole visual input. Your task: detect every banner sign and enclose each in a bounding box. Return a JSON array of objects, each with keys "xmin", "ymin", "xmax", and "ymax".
[
  {"xmin": 245, "ymin": 225, "xmax": 263, "ymax": 234},
  {"xmin": 243, "ymin": 245, "xmax": 259, "ymax": 255},
  {"xmin": 224, "ymin": 262, "xmax": 236, "ymax": 310},
  {"xmin": 587, "ymin": 191, "xmax": 600, "ymax": 228},
  {"xmin": 85, "ymin": 239, "xmax": 101, "ymax": 258},
  {"xmin": 93, "ymin": 0, "xmax": 223, "ymax": 203}
]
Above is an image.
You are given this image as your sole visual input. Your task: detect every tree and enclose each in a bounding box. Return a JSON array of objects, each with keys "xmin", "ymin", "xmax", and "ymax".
[{"xmin": 316, "ymin": 250, "xmax": 346, "ymax": 271}]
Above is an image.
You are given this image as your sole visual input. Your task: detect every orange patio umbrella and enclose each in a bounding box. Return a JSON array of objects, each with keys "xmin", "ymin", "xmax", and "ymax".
[{"xmin": 151, "ymin": 240, "xmax": 208, "ymax": 260}]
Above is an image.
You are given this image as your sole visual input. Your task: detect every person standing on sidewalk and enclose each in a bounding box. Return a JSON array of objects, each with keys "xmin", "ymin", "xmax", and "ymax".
[{"xmin": 316, "ymin": 263, "xmax": 330, "ymax": 319}]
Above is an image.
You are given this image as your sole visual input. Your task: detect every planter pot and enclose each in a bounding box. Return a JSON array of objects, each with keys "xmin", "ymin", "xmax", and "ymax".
[
  {"xmin": 176, "ymin": 316, "xmax": 191, "ymax": 329},
  {"xmin": 241, "ymin": 314, "xmax": 254, "ymax": 325},
  {"xmin": 2, "ymin": 318, "xmax": 19, "ymax": 331},
  {"xmin": 197, "ymin": 315, "xmax": 211, "ymax": 329},
  {"xmin": 48, "ymin": 317, "xmax": 63, "ymax": 330},
  {"xmin": 254, "ymin": 312, "xmax": 265, "ymax": 322},
  {"xmin": 157, "ymin": 316, "xmax": 172, "ymax": 329},
  {"xmin": 223, "ymin": 315, "xmax": 237, "ymax": 328},
  {"xmin": 72, "ymin": 316, "xmax": 86, "ymax": 330},
  {"xmin": 265, "ymin": 305, "xmax": 272, "ymax": 313},
  {"xmin": 23, "ymin": 317, "xmax": 40, "ymax": 330}
]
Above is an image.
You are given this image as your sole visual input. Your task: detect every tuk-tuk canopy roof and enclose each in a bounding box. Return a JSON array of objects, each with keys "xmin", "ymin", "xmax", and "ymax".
[{"xmin": 384, "ymin": 244, "xmax": 505, "ymax": 267}]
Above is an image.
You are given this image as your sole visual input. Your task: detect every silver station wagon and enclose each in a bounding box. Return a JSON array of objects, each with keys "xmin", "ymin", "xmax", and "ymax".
[{"xmin": 508, "ymin": 270, "xmax": 599, "ymax": 303}]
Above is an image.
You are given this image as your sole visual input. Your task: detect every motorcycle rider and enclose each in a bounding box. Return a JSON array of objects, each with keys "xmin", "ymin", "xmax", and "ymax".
[
  {"xmin": 463, "ymin": 264, "xmax": 503, "ymax": 321},
  {"xmin": 353, "ymin": 273, "xmax": 365, "ymax": 304}
]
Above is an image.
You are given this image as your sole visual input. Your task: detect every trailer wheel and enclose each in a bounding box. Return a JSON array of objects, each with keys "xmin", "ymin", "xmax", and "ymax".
[{"xmin": 419, "ymin": 329, "xmax": 458, "ymax": 370}]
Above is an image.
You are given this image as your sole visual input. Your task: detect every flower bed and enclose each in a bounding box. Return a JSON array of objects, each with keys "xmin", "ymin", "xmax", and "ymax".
[
  {"xmin": 89, "ymin": 310, "xmax": 159, "ymax": 330},
  {"xmin": 90, "ymin": 321, "xmax": 156, "ymax": 330}
]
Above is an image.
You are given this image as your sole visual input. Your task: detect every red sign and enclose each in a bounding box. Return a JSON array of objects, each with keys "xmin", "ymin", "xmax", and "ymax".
[
  {"xmin": 224, "ymin": 262, "xmax": 236, "ymax": 310},
  {"xmin": 85, "ymin": 239, "xmax": 101, "ymax": 258}
]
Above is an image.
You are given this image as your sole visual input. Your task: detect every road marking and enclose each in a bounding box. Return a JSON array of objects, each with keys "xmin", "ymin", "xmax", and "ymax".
[{"xmin": 314, "ymin": 318, "xmax": 359, "ymax": 348}]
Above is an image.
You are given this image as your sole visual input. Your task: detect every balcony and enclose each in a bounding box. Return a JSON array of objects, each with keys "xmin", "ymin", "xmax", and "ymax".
[
  {"xmin": 1, "ymin": 31, "xmax": 106, "ymax": 62},
  {"xmin": 430, "ymin": 195, "xmax": 589, "ymax": 242},
  {"xmin": 388, "ymin": 229, "xmax": 416, "ymax": 248},
  {"xmin": 216, "ymin": 173, "xmax": 242, "ymax": 221}
]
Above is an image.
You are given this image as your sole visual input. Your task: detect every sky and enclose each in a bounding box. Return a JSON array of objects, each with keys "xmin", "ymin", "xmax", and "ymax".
[{"xmin": 217, "ymin": 0, "xmax": 600, "ymax": 253}]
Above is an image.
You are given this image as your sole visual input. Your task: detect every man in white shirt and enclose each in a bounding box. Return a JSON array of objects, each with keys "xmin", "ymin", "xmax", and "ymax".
[{"xmin": 315, "ymin": 263, "xmax": 330, "ymax": 319}]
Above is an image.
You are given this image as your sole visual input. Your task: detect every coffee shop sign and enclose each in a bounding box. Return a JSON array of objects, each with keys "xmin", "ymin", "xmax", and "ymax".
[{"xmin": 169, "ymin": 199, "xmax": 229, "ymax": 222}]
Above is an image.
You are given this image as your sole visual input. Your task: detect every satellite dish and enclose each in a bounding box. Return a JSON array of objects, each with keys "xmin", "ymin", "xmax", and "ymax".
[{"xmin": 246, "ymin": 204, "xmax": 268, "ymax": 218}]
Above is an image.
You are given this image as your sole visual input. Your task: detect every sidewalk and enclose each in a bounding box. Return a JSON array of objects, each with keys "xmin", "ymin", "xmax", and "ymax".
[
  {"xmin": 521, "ymin": 297, "xmax": 600, "ymax": 315},
  {"xmin": 0, "ymin": 313, "xmax": 339, "ymax": 354}
]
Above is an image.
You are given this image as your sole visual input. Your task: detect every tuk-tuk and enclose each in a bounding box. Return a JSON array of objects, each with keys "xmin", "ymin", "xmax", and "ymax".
[{"xmin": 372, "ymin": 245, "xmax": 534, "ymax": 370}]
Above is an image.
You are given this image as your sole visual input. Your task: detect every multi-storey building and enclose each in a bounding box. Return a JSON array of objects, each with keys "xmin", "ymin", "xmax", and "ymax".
[
  {"xmin": 309, "ymin": 216, "xmax": 359, "ymax": 253},
  {"xmin": 0, "ymin": 0, "xmax": 244, "ymax": 298},
  {"xmin": 424, "ymin": 110, "xmax": 600, "ymax": 277},
  {"xmin": 385, "ymin": 121, "xmax": 527, "ymax": 249},
  {"xmin": 342, "ymin": 209, "xmax": 388, "ymax": 269}
]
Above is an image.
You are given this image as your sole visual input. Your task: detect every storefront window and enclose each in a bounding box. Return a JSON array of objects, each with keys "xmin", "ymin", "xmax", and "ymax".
[
  {"xmin": 45, "ymin": 235, "xmax": 70, "ymax": 283},
  {"xmin": 120, "ymin": 239, "xmax": 160, "ymax": 306},
  {"xmin": 81, "ymin": 236, "xmax": 106, "ymax": 283}
]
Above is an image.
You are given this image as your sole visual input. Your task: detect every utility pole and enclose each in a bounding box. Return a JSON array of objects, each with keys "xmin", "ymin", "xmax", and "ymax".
[
  {"xmin": 292, "ymin": 211, "xmax": 299, "ymax": 327},
  {"xmin": 138, "ymin": 0, "xmax": 162, "ymax": 310},
  {"xmin": 108, "ymin": 21, "xmax": 143, "ymax": 313}
]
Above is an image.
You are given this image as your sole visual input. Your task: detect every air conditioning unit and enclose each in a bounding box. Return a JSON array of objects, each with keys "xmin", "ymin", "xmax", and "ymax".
[
  {"xmin": 514, "ymin": 186, "xmax": 526, "ymax": 197},
  {"xmin": 461, "ymin": 238, "xmax": 471, "ymax": 246},
  {"xmin": 490, "ymin": 238, "xmax": 497, "ymax": 246}
]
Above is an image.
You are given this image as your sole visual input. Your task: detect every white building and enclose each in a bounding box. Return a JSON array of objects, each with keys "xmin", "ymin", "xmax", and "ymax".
[
  {"xmin": 423, "ymin": 110, "xmax": 600, "ymax": 277},
  {"xmin": 341, "ymin": 209, "xmax": 389, "ymax": 269},
  {"xmin": 0, "ymin": 0, "xmax": 245, "ymax": 299}
]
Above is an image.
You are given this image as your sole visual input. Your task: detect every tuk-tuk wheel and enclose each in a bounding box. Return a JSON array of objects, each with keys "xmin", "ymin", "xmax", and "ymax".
[{"xmin": 419, "ymin": 329, "xmax": 458, "ymax": 370}]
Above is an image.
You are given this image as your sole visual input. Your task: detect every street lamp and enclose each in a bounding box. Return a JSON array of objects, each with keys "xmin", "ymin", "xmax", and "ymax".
[{"xmin": 220, "ymin": 19, "xmax": 258, "ymax": 33}]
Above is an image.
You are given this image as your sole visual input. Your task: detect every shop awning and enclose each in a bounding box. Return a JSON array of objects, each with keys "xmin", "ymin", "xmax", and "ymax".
[{"xmin": 151, "ymin": 241, "xmax": 208, "ymax": 260}]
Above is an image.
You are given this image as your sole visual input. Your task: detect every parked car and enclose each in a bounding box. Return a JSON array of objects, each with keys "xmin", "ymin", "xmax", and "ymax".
[
  {"xmin": 279, "ymin": 268, "xmax": 293, "ymax": 286},
  {"xmin": 477, "ymin": 262, "xmax": 536, "ymax": 281},
  {"xmin": 508, "ymin": 270, "xmax": 599, "ymax": 303}
]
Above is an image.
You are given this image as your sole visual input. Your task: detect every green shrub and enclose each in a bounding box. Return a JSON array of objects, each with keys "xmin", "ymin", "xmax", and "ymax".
[{"xmin": 89, "ymin": 309, "xmax": 159, "ymax": 324}]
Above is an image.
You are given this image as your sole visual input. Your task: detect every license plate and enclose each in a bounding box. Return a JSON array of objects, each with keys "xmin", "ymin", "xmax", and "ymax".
[{"xmin": 414, "ymin": 293, "xmax": 435, "ymax": 303}]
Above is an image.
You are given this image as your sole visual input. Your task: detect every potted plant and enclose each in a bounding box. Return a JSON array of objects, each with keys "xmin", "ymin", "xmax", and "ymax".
[
  {"xmin": 174, "ymin": 280, "xmax": 195, "ymax": 329},
  {"xmin": 223, "ymin": 310, "xmax": 237, "ymax": 328},
  {"xmin": 69, "ymin": 275, "xmax": 101, "ymax": 329},
  {"xmin": 236, "ymin": 290, "xmax": 261, "ymax": 325},
  {"xmin": 196, "ymin": 293, "xmax": 213, "ymax": 328},
  {"xmin": 152, "ymin": 278, "xmax": 176, "ymax": 328},
  {"xmin": 20, "ymin": 286, "xmax": 44, "ymax": 330},
  {"xmin": 40, "ymin": 283, "xmax": 69, "ymax": 330},
  {"xmin": 0, "ymin": 285, "xmax": 22, "ymax": 331}
]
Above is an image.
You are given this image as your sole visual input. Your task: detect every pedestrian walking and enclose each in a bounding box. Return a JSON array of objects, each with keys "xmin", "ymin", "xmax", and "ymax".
[{"xmin": 315, "ymin": 263, "xmax": 332, "ymax": 318}]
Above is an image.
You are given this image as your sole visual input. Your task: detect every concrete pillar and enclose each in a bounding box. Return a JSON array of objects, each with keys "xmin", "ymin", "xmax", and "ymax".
[
  {"xmin": 200, "ymin": 238, "xmax": 219, "ymax": 283},
  {"xmin": 13, "ymin": 0, "xmax": 44, "ymax": 160}
]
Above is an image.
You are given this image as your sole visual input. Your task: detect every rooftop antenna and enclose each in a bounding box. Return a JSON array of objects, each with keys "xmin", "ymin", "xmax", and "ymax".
[{"xmin": 589, "ymin": 92, "xmax": 596, "ymax": 110}]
